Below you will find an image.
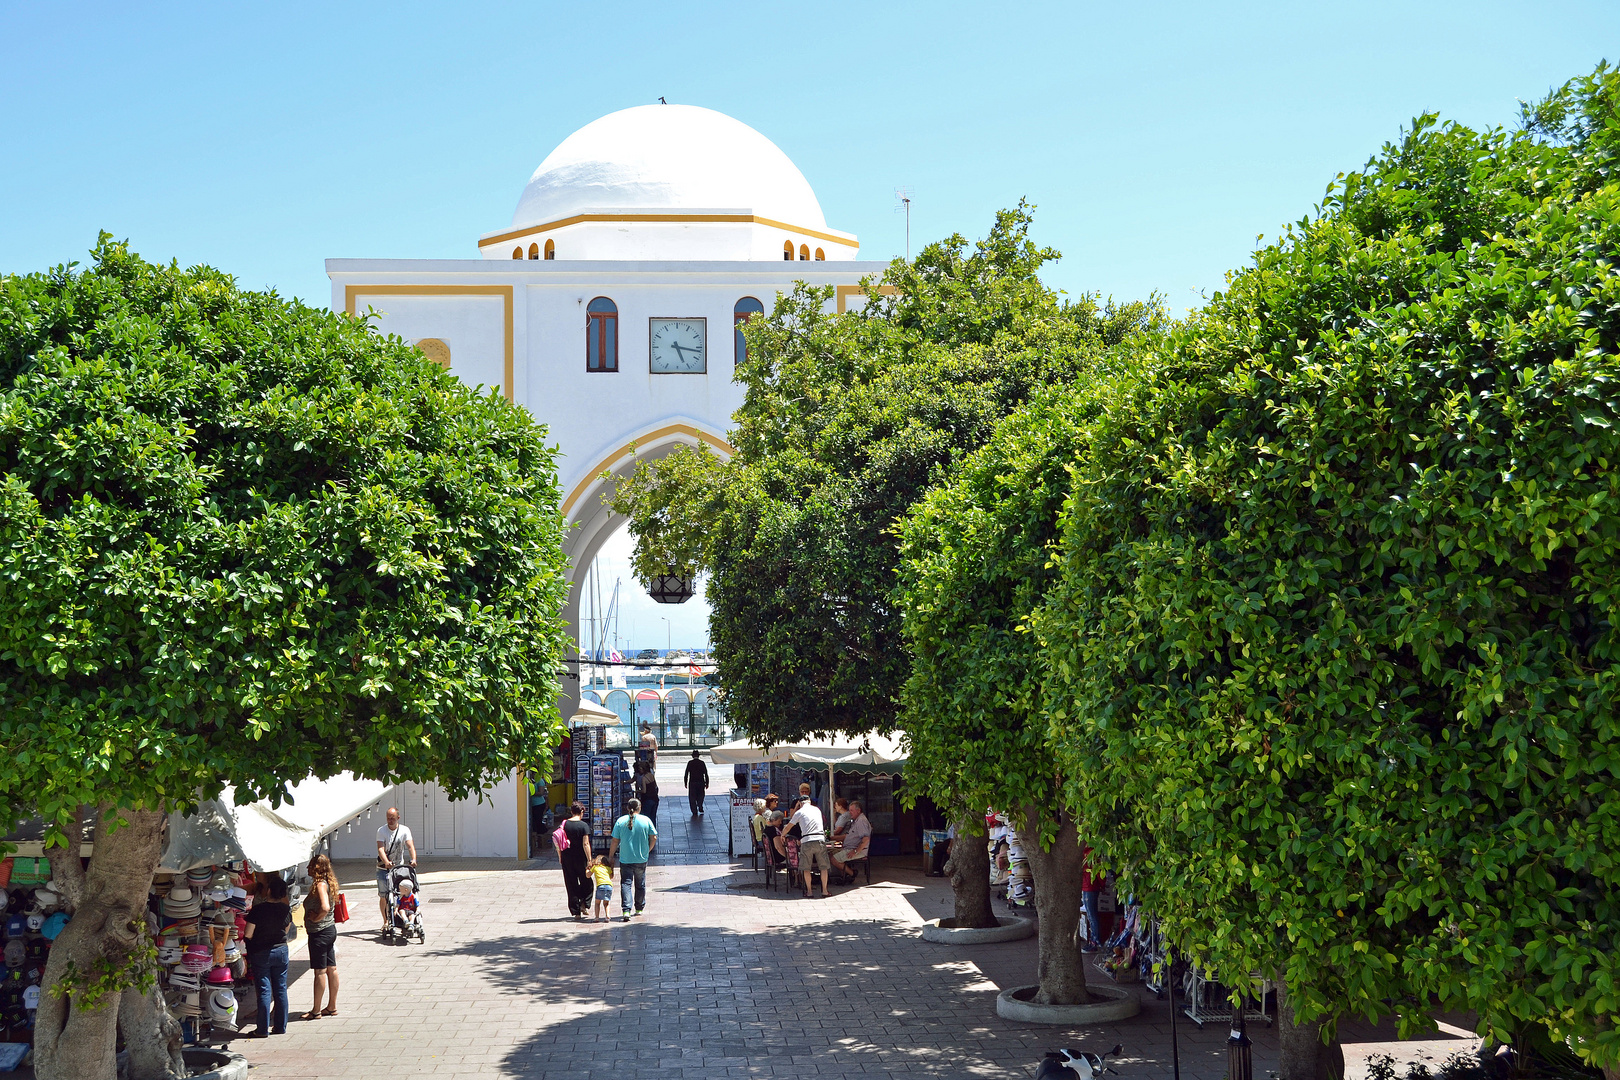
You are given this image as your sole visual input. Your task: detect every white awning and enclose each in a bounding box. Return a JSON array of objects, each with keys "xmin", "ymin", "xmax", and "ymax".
[
  {"xmin": 569, "ymin": 698, "xmax": 622, "ymax": 725},
  {"xmin": 160, "ymin": 773, "xmax": 389, "ymax": 873},
  {"xmin": 708, "ymin": 732, "xmax": 906, "ymax": 768}
]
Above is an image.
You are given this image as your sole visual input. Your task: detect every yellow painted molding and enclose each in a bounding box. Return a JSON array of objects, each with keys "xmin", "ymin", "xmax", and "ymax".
[
  {"xmin": 835, "ymin": 284, "xmax": 898, "ymax": 313},
  {"xmin": 560, "ymin": 423, "xmax": 735, "ymax": 518},
  {"xmin": 478, "ymin": 213, "xmax": 859, "ymax": 251},
  {"xmin": 344, "ymin": 285, "xmax": 514, "ymax": 402}
]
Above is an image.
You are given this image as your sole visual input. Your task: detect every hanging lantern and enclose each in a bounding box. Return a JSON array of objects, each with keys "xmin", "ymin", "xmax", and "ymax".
[{"xmin": 647, "ymin": 569, "xmax": 695, "ymax": 605}]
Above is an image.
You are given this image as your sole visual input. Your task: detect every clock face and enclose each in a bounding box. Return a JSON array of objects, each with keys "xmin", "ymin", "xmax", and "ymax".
[{"xmin": 649, "ymin": 318, "xmax": 707, "ymax": 374}]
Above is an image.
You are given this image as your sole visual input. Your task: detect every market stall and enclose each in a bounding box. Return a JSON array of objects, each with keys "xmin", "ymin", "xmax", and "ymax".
[{"xmin": 710, "ymin": 733, "xmax": 908, "ymax": 858}]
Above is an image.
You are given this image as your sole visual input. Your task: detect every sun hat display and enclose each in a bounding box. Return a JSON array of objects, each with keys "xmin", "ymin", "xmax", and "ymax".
[
  {"xmin": 204, "ymin": 965, "xmax": 232, "ymax": 985},
  {"xmin": 158, "ymin": 946, "xmax": 183, "ymax": 966},
  {"xmin": 208, "ymin": 987, "xmax": 238, "ymax": 1030},
  {"xmin": 167, "ymin": 970, "xmax": 200, "ymax": 992},
  {"xmin": 180, "ymin": 945, "xmax": 213, "ymax": 973}
]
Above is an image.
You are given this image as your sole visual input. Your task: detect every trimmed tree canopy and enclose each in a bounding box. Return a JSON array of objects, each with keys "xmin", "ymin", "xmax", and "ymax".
[
  {"xmin": 0, "ymin": 239, "xmax": 572, "ymax": 840},
  {"xmin": 612, "ymin": 206, "xmax": 1157, "ymax": 745},
  {"xmin": 1036, "ymin": 69, "xmax": 1620, "ymax": 1068}
]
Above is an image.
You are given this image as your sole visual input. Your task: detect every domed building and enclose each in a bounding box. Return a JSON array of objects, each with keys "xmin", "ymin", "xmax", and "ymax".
[
  {"xmin": 481, "ymin": 105, "xmax": 858, "ymax": 262},
  {"xmin": 325, "ymin": 105, "xmax": 885, "ymax": 860}
]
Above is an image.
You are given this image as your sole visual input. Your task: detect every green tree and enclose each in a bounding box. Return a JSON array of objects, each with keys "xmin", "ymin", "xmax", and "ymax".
[
  {"xmin": 612, "ymin": 206, "xmax": 1157, "ymax": 995},
  {"xmin": 897, "ymin": 380, "xmax": 1123, "ymax": 997},
  {"xmin": 1036, "ymin": 68, "xmax": 1620, "ymax": 1079},
  {"xmin": 0, "ymin": 240, "xmax": 571, "ymax": 1080}
]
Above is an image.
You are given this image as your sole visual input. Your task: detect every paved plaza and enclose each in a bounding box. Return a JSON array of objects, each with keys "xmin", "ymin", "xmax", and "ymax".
[{"xmin": 229, "ymin": 764, "xmax": 1483, "ymax": 1080}]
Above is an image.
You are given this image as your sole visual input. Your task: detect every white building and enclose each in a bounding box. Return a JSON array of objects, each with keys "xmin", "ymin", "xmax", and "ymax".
[{"xmin": 326, "ymin": 104, "xmax": 888, "ymax": 859}]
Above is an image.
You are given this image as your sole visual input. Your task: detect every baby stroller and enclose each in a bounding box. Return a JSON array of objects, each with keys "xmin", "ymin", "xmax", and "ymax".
[{"xmin": 383, "ymin": 865, "xmax": 425, "ymax": 944}]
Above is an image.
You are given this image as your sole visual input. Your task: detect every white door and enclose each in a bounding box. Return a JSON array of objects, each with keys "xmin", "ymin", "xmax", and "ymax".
[{"xmin": 427, "ymin": 782, "xmax": 457, "ymax": 853}]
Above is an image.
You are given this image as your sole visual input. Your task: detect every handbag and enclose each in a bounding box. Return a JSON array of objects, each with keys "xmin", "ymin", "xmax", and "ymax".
[
  {"xmin": 333, "ymin": 892, "xmax": 350, "ymax": 924},
  {"xmin": 551, "ymin": 824, "xmax": 569, "ymax": 853}
]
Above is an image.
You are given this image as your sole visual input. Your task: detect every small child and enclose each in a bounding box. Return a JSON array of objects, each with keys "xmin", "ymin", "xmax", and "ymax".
[{"xmin": 588, "ymin": 855, "xmax": 614, "ymax": 923}]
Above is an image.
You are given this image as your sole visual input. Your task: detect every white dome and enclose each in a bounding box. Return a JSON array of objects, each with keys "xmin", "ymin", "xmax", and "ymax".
[{"xmin": 511, "ymin": 105, "xmax": 828, "ymax": 231}]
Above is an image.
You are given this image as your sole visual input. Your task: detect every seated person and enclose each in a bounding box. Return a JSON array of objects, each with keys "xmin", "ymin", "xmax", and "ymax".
[
  {"xmin": 750, "ymin": 799, "xmax": 768, "ymax": 846},
  {"xmin": 830, "ymin": 798, "xmax": 851, "ymax": 843},
  {"xmin": 832, "ymin": 800, "xmax": 872, "ymax": 883}
]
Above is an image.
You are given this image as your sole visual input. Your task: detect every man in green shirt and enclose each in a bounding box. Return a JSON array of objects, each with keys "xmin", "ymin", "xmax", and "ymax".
[{"xmin": 609, "ymin": 798, "xmax": 658, "ymax": 921}]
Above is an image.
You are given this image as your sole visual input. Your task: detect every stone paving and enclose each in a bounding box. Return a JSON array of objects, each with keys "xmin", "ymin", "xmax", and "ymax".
[{"xmin": 230, "ymin": 769, "xmax": 1481, "ymax": 1080}]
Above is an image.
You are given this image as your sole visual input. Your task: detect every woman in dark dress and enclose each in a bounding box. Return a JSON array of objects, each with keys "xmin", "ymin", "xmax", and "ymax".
[{"xmin": 556, "ymin": 801, "xmax": 592, "ymax": 920}]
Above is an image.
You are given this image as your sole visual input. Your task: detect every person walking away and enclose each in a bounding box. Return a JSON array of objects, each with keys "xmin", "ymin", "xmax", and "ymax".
[
  {"xmin": 587, "ymin": 855, "xmax": 614, "ymax": 922},
  {"xmin": 832, "ymin": 800, "xmax": 872, "ymax": 884},
  {"xmin": 301, "ymin": 855, "xmax": 341, "ymax": 1019},
  {"xmin": 556, "ymin": 802, "xmax": 592, "ymax": 921},
  {"xmin": 243, "ymin": 876, "xmax": 292, "ymax": 1037},
  {"xmin": 608, "ymin": 797, "xmax": 658, "ymax": 922},
  {"xmin": 683, "ymin": 750, "xmax": 710, "ymax": 817},
  {"xmin": 638, "ymin": 723, "xmax": 658, "ymax": 768},
  {"xmin": 375, "ymin": 807, "xmax": 417, "ymax": 932},
  {"xmin": 791, "ymin": 795, "xmax": 831, "ymax": 898},
  {"xmin": 633, "ymin": 759, "xmax": 661, "ymax": 826}
]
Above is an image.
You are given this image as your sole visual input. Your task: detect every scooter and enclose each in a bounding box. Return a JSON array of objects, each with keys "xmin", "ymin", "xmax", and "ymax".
[{"xmin": 1035, "ymin": 1044, "xmax": 1123, "ymax": 1080}]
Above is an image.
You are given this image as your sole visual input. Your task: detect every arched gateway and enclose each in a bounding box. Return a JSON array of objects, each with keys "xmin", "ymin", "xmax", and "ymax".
[{"xmin": 325, "ymin": 105, "xmax": 886, "ymax": 859}]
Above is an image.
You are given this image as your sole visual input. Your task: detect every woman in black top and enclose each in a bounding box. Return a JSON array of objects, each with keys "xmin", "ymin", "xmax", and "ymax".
[
  {"xmin": 556, "ymin": 801, "xmax": 592, "ymax": 920},
  {"xmin": 243, "ymin": 876, "xmax": 292, "ymax": 1036}
]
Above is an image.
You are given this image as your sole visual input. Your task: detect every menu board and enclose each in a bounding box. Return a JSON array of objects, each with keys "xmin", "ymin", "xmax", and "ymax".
[{"xmin": 729, "ymin": 794, "xmax": 755, "ymax": 858}]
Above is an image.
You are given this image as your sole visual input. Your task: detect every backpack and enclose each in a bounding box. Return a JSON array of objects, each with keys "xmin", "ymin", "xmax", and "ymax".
[{"xmin": 552, "ymin": 824, "xmax": 570, "ymax": 853}]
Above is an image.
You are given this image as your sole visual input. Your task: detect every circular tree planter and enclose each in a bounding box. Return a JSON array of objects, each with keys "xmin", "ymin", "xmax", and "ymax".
[
  {"xmin": 183, "ymin": 1047, "xmax": 249, "ymax": 1080},
  {"xmin": 920, "ymin": 915, "xmax": 1035, "ymax": 944},
  {"xmin": 995, "ymin": 982, "xmax": 1141, "ymax": 1025}
]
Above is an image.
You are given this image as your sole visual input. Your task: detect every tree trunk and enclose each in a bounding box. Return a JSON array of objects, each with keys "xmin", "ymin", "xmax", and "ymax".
[
  {"xmin": 1277, "ymin": 981, "xmax": 1344, "ymax": 1080},
  {"xmin": 34, "ymin": 806, "xmax": 167, "ymax": 1080},
  {"xmin": 1020, "ymin": 802, "xmax": 1092, "ymax": 1005},
  {"xmin": 119, "ymin": 981, "xmax": 186, "ymax": 1080},
  {"xmin": 943, "ymin": 815, "xmax": 996, "ymax": 929}
]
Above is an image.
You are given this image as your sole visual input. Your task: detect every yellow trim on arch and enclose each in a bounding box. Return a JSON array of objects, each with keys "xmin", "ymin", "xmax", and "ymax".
[
  {"xmin": 835, "ymin": 284, "xmax": 898, "ymax": 313},
  {"xmin": 344, "ymin": 285, "xmax": 514, "ymax": 402},
  {"xmin": 478, "ymin": 212, "xmax": 859, "ymax": 251},
  {"xmin": 560, "ymin": 423, "xmax": 735, "ymax": 519}
]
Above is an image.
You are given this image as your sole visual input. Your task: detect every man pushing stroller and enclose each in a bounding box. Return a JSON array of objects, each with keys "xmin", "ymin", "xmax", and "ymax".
[{"xmin": 376, "ymin": 807, "xmax": 418, "ymax": 933}]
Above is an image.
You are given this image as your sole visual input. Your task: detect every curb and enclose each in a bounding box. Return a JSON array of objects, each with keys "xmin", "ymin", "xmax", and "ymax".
[
  {"xmin": 182, "ymin": 1047, "xmax": 249, "ymax": 1080},
  {"xmin": 995, "ymin": 982, "xmax": 1142, "ymax": 1025},
  {"xmin": 920, "ymin": 915, "xmax": 1036, "ymax": 944}
]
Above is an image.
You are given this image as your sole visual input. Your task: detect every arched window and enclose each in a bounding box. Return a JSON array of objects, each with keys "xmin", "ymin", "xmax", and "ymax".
[
  {"xmin": 604, "ymin": 690, "xmax": 633, "ymax": 747},
  {"xmin": 814, "ymin": 248, "xmax": 825, "ymax": 261},
  {"xmin": 544, "ymin": 239, "xmax": 555, "ymax": 260},
  {"xmin": 528, "ymin": 243, "xmax": 539, "ymax": 260},
  {"xmin": 586, "ymin": 297, "xmax": 618, "ymax": 372},
  {"xmin": 511, "ymin": 247, "xmax": 522, "ymax": 259},
  {"xmin": 799, "ymin": 244, "xmax": 810, "ymax": 261},
  {"xmin": 581, "ymin": 690, "xmax": 602, "ymax": 705},
  {"xmin": 665, "ymin": 689, "xmax": 690, "ymax": 743},
  {"xmin": 734, "ymin": 296, "xmax": 764, "ymax": 366},
  {"xmin": 783, "ymin": 241, "xmax": 794, "ymax": 261}
]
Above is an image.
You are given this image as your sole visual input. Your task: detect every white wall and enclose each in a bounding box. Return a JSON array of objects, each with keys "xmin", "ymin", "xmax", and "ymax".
[
  {"xmin": 327, "ymin": 772, "xmax": 520, "ymax": 860},
  {"xmin": 325, "ymin": 257, "xmax": 888, "ymax": 856}
]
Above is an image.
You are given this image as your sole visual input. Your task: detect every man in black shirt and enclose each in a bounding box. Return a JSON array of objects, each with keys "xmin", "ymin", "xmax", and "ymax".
[{"xmin": 683, "ymin": 751, "xmax": 709, "ymax": 817}]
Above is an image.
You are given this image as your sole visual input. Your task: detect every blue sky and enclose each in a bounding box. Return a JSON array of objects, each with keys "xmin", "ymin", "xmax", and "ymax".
[
  {"xmin": 2, "ymin": 1, "xmax": 1611, "ymax": 649},
  {"xmin": 3, "ymin": 1, "xmax": 1613, "ymax": 312}
]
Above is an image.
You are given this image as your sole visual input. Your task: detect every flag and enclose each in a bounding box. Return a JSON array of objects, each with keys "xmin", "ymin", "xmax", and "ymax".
[
  {"xmin": 688, "ymin": 665, "xmax": 702, "ymax": 677},
  {"xmin": 609, "ymin": 649, "xmax": 624, "ymax": 663}
]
